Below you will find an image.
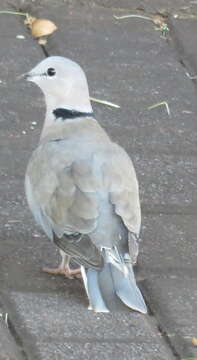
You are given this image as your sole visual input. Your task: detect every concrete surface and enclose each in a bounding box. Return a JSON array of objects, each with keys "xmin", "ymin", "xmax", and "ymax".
[
  {"xmin": 0, "ymin": 0, "xmax": 197, "ymax": 359},
  {"xmin": 0, "ymin": 315, "xmax": 24, "ymax": 360}
]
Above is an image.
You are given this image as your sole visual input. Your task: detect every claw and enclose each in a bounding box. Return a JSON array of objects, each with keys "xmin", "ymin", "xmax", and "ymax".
[{"xmin": 42, "ymin": 266, "xmax": 81, "ymax": 279}]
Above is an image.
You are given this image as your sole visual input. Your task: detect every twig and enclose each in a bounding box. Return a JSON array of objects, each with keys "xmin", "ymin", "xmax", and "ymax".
[
  {"xmin": 4, "ymin": 313, "xmax": 8, "ymax": 326},
  {"xmin": 0, "ymin": 10, "xmax": 28, "ymax": 16},
  {"xmin": 8, "ymin": 220, "xmax": 21, "ymax": 223},
  {"xmin": 148, "ymin": 101, "xmax": 171, "ymax": 117},
  {"xmin": 113, "ymin": 14, "xmax": 152, "ymax": 21},
  {"xmin": 0, "ymin": 312, "xmax": 8, "ymax": 326},
  {"xmin": 186, "ymin": 71, "xmax": 197, "ymax": 80},
  {"xmin": 90, "ymin": 97, "xmax": 120, "ymax": 108},
  {"xmin": 113, "ymin": 13, "xmax": 169, "ymax": 37}
]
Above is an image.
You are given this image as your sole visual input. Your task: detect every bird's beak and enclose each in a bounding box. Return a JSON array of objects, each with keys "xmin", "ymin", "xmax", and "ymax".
[
  {"xmin": 16, "ymin": 72, "xmax": 31, "ymax": 81},
  {"xmin": 16, "ymin": 71, "xmax": 40, "ymax": 81}
]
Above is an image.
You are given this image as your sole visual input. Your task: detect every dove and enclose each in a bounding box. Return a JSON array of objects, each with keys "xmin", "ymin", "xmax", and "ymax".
[{"xmin": 24, "ymin": 56, "xmax": 147, "ymax": 313}]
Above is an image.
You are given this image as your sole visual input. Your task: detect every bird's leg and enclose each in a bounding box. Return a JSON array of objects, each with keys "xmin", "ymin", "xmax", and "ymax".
[{"xmin": 42, "ymin": 250, "xmax": 81, "ymax": 279}]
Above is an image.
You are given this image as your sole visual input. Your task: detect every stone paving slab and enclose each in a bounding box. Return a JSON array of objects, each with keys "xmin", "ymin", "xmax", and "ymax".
[
  {"xmin": 3, "ymin": 291, "xmax": 174, "ymax": 360},
  {"xmin": 0, "ymin": 316, "xmax": 24, "ymax": 360},
  {"xmin": 141, "ymin": 215, "xmax": 197, "ymax": 272},
  {"xmin": 140, "ymin": 214, "xmax": 197, "ymax": 358},
  {"xmin": 33, "ymin": 342, "xmax": 172, "ymax": 360},
  {"xmin": 31, "ymin": 0, "xmax": 197, "ymax": 13},
  {"xmin": 169, "ymin": 15, "xmax": 197, "ymax": 77},
  {"xmin": 143, "ymin": 278, "xmax": 197, "ymax": 359}
]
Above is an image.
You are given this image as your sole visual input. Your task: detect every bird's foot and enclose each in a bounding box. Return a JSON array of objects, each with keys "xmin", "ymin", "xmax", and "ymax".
[
  {"xmin": 42, "ymin": 266, "xmax": 81, "ymax": 279},
  {"xmin": 65, "ymin": 267, "xmax": 82, "ymax": 279}
]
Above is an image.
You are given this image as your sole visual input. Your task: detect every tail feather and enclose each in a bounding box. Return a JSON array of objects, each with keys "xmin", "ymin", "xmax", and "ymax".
[
  {"xmin": 97, "ymin": 263, "xmax": 126, "ymax": 311},
  {"xmin": 86, "ymin": 268, "xmax": 109, "ymax": 312},
  {"xmin": 81, "ymin": 248, "xmax": 147, "ymax": 313},
  {"xmin": 111, "ymin": 263, "xmax": 147, "ymax": 313}
]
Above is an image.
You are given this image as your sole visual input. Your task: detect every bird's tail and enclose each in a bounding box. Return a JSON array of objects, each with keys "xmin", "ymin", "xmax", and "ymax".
[{"xmin": 81, "ymin": 247, "xmax": 147, "ymax": 313}]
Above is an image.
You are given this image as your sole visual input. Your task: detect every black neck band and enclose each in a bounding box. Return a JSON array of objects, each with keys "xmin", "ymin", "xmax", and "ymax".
[{"xmin": 53, "ymin": 108, "xmax": 93, "ymax": 120}]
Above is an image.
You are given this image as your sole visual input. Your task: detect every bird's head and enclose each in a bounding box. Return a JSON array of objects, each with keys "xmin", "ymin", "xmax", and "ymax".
[{"xmin": 25, "ymin": 56, "xmax": 92, "ymax": 113}]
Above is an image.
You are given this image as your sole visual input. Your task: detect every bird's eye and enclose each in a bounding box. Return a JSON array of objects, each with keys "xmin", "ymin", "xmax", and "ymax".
[{"xmin": 47, "ymin": 68, "xmax": 56, "ymax": 76}]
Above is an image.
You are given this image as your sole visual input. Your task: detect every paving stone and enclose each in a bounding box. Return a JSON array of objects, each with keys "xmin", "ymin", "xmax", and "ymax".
[
  {"xmin": 4, "ymin": 292, "xmax": 174, "ymax": 360},
  {"xmin": 143, "ymin": 278, "xmax": 197, "ymax": 359},
  {"xmin": 0, "ymin": 317, "xmax": 24, "ymax": 360},
  {"xmin": 33, "ymin": 341, "xmax": 173, "ymax": 360}
]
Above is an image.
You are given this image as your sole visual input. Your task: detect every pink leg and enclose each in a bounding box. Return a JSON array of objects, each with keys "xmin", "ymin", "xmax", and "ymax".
[
  {"xmin": 42, "ymin": 253, "xmax": 81, "ymax": 279},
  {"xmin": 42, "ymin": 265, "xmax": 81, "ymax": 279}
]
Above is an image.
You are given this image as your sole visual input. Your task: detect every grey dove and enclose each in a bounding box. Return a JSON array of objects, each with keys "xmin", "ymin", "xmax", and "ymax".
[{"xmin": 24, "ymin": 56, "xmax": 147, "ymax": 313}]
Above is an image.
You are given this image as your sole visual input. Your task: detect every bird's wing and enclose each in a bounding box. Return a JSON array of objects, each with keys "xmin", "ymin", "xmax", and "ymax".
[
  {"xmin": 25, "ymin": 139, "xmax": 102, "ymax": 237},
  {"xmin": 26, "ymin": 137, "xmax": 141, "ymax": 265},
  {"xmin": 25, "ymin": 137, "xmax": 105, "ymax": 268},
  {"xmin": 102, "ymin": 143, "xmax": 141, "ymax": 263}
]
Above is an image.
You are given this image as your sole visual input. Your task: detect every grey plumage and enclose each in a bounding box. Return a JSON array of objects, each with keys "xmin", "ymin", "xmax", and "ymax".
[{"xmin": 24, "ymin": 56, "xmax": 147, "ymax": 313}]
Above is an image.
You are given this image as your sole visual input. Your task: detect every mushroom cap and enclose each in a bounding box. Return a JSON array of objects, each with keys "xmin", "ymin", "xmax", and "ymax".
[{"xmin": 31, "ymin": 19, "xmax": 57, "ymax": 38}]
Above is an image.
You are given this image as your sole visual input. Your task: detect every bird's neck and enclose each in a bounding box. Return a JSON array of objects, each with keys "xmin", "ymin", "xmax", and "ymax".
[
  {"xmin": 40, "ymin": 94, "xmax": 93, "ymax": 140},
  {"xmin": 53, "ymin": 108, "xmax": 94, "ymax": 120}
]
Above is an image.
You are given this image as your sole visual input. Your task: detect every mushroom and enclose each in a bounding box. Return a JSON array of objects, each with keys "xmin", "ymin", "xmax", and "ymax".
[{"xmin": 25, "ymin": 16, "xmax": 57, "ymax": 44}]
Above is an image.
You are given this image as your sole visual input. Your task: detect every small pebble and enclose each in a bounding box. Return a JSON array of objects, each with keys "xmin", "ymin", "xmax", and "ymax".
[
  {"xmin": 16, "ymin": 35, "xmax": 25, "ymax": 39},
  {"xmin": 22, "ymin": 130, "xmax": 26, "ymax": 135},
  {"xmin": 32, "ymin": 233, "xmax": 41, "ymax": 238}
]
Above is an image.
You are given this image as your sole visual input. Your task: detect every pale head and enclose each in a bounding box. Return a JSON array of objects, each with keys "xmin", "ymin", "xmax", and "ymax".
[{"xmin": 26, "ymin": 56, "xmax": 92, "ymax": 113}]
